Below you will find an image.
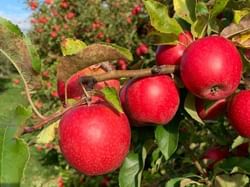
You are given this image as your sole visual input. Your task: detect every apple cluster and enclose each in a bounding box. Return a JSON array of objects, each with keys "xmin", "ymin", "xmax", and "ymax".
[{"xmin": 57, "ymin": 33, "xmax": 250, "ymax": 176}]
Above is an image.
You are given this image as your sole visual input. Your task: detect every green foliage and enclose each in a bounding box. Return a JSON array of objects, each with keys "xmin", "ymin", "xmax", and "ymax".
[
  {"xmin": 61, "ymin": 38, "xmax": 87, "ymax": 56},
  {"xmin": 0, "ymin": 0, "xmax": 250, "ymax": 186},
  {"xmin": 100, "ymin": 87, "xmax": 124, "ymax": 113},
  {"xmin": 119, "ymin": 147, "xmax": 146, "ymax": 187},
  {"xmin": 155, "ymin": 122, "xmax": 180, "ymax": 161},
  {"xmin": 0, "ymin": 87, "xmax": 31, "ymax": 186},
  {"xmin": 36, "ymin": 121, "xmax": 59, "ymax": 144},
  {"xmin": 143, "ymin": 0, "xmax": 183, "ymax": 34},
  {"xmin": 184, "ymin": 93, "xmax": 204, "ymax": 124}
]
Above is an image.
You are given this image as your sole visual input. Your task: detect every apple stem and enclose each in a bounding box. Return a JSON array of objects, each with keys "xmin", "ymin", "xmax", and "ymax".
[
  {"xmin": 21, "ymin": 98, "xmax": 87, "ymax": 135},
  {"xmin": 79, "ymin": 65, "xmax": 178, "ymax": 83},
  {"xmin": 80, "ymin": 83, "xmax": 92, "ymax": 105}
]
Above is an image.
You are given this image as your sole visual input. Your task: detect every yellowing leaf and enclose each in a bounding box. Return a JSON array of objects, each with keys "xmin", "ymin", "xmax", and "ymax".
[
  {"xmin": 61, "ymin": 38, "xmax": 87, "ymax": 56},
  {"xmin": 234, "ymin": 9, "xmax": 250, "ymax": 24},
  {"xmin": 232, "ymin": 32, "xmax": 250, "ymax": 48},
  {"xmin": 36, "ymin": 121, "xmax": 59, "ymax": 144},
  {"xmin": 173, "ymin": 0, "xmax": 196, "ymax": 24}
]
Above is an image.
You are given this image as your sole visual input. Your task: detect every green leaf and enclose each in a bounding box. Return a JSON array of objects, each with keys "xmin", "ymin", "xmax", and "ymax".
[
  {"xmin": 150, "ymin": 148, "xmax": 162, "ymax": 174},
  {"xmin": 227, "ymin": 0, "xmax": 250, "ymax": 10},
  {"xmin": 36, "ymin": 121, "xmax": 59, "ymax": 144},
  {"xmin": 231, "ymin": 136, "xmax": 248, "ymax": 149},
  {"xmin": 155, "ymin": 122, "xmax": 180, "ymax": 161},
  {"xmin": 216, "ymin": 157, "xmax": 250, "ymax": 173},
  {"xmin": 24, "ymin": 37, "xmax": 41, "ymax": 73},
  {"xmin": 209, "ymin": 0, "xmax": 230, "ymax": 19},
  {"xmin": 119, "ymin": 147, "xmax": 147, "ymax": 187},
  {"xmin": 165, "ymin": 174, "xmax": 202, "ymax": 187},
  {"xmin": 61, "ymin": 38, "xmax": 87, "ymax": 56},
  {"xmin": 165, "ymin": 177, "xmax": 183, "ymax": 187},
  {"xmin": 173, "ymin": 0, "xmax": 196, "ymax": 24},
  {"xmin": 100, "ymin": 87, "xmax": 123, "ymax": 113},
  {"xmin": 195, "ymin": 2, "xmax": 209, "ymax": 17},
  {"xmin": 184, "ymin": 93, "xmax": 204, "ymax": 124},
  {"xmin": 143, "ymin": 0, "xmax": 183, "ymax": 34},
  {"xmin": 108, "ymin": 43, "xmax": 133, "ymax": 61},
  {"xmin": 57, "ymin": 43, "xmax": 133, "ymax": 82},
  {"xmin": 0, "ymin": 17, "xmax": 23, "ymax": 37},
  {"xmin": 191, "ymin": 2, "xmax": 209, "ymax": 38},
  {"xmin": 0, "ymin": 87, "xmax": 31, "ymax": 186},
  {"xmin": 214, "ymin": 174, "xmax": 249, "ymax": 187},
  {"xmin": 233, "ymin": 9, "xmax": 250, "ymax": 24},
  {"xmin": 148, "ymin": 31, "xmax": 179, "ymax": 45}
]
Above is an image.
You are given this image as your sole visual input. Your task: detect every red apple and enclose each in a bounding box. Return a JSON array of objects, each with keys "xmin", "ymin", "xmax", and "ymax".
[
  {"xmin": 66, "ymin": 12, "xmax": 75, "ymax": 20},
  {"xmin": 156, "ymin": 31, "xmax": 193, "ymax": 65},
  {"xmin": 245, "ymin": 49, "xmax": 250, "ymax": 60},
  {"xmin": 180, "ymin": 36, "xmax": 242, "ymax": 100},
  {"xmin": 131, "ymin": 5, "xmax": 142, "ymax": 15},
  {"xmin": 50, "ymin": 31, "xmax": 57, "ymax": 38},
  {"xmin": 178, "ymin": 31, "xmax": 193, "ymax": 46},
  {"xmin": 57, "ymin": 66, "xmax": 120, "ymax": 102},
  {"xmin": 117, "ymin": 59, "xmax": 127, "ymax": 70},
  {"xmin": 125, "ymin": 75, "xmax": 180, "ymax": 125},
  {"xmin": 60, "ymin": 2, "xmax": 69, "ymax": 9},
  {"xmin": 59, "ymin": 102, "xmax": 131, "ymax": 176},
  {"xmin": 29, "ymin": 1, "xmax": 38, "ymax": 10},
  {"xmin": 119, "ymin": 80, "xmax": 133, "ymax": 110},
  {"xmin": 57, "ymin": 176, "xmax": 64, "ymax": 187},
  {"xmin": 227, "ymin": 90, "xmax": 250, "ymax": 137},
  {"xmin": 136, "ymin": 43, "xmax": 149, "ymax": 56},
  {"xmin": 38, "ymin": 16, "xmax": 48, "ymax": 24},
  {"xmin": 203, "ymin": 147, "xmax": 230, "ymax": 169},
  {"xmin": 232, "ymin": 143, "xmax": 249, "ymax": 157},
  {"xmin": 195, "ymin": 98, "xmax": 227, "ymax": 120},
  {"xmin": 44, "ymin": 0, "xmax": 53, "ymax": 5}
]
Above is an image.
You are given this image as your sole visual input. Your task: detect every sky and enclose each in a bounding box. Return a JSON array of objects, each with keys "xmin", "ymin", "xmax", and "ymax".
[{"xmin": 0, "ymin": 0, "xmax": 32, "ymax": 32}]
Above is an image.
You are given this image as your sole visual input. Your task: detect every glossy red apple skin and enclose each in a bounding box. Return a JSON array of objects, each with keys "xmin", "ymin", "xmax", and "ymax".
[
  {"xmin": 180, "ymin": 36, "xmax": 242, "ymax": 100},
  {"xmin": 156, "ymin": 45, "xmax": 186, "ymax": 65},
  {"xmin": 227, "ymin": 90, "xmax": 250, "ymax": 137},
  {"xmin": 59, "ymin": 103, "xmax": 131, "ymax": 176},
  {"xmin": 195, "ymin": 98, "xmax": 227, "ymax": 120},
  {"xmin": 203, "ymin": 147, "xmax": 230, "ymax": 169},
  {"xmin": 125, "ymin": 75, "xmax": 180, "ymax": 125},
  {"xmin": 156, "ymin": 31, "xmax": 193, "ymax": 65},
  {"xmin": 57, "ymin": 66, "xmax": 120, "ymax": 101},
  {"xmin": 178, "ymin": 31, "xmax": 193, "ymax": 46}
]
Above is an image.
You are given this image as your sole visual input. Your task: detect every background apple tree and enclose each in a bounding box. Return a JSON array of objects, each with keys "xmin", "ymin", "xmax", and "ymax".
[{"xmin": 1, "ymin": 0, "xmax": 250, "ymax": 186}]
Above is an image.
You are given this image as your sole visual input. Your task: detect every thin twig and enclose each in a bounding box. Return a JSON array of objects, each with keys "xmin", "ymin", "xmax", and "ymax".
[
  {"xmin": 22, "ymin": 65, "xmax": 178, "ymax": 134},
  {"xmin": 80, "ymin": 65, "xmax": 178, "ymax": 83},
  {"xmin": 22, "ymin": 99, "xmax": 86, "ymax": 134}
]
